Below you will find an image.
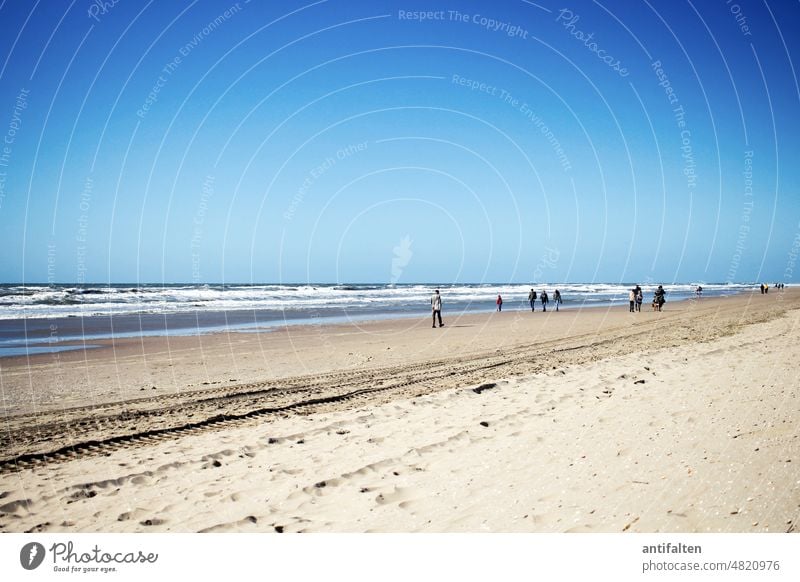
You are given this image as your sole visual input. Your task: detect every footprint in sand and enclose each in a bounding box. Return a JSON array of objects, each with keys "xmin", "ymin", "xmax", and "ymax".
[
  {"xmin": 302, "ymin": 477, "xmax": 344, "ymax": 496},
  {"xmin": 130, "ymin": 474, "xmax": 154, "ymax": 486},
  {"xmin": 156, "ymin": 461, "xmax": 185, "ymax": 473},
  {"xmin": 0, "ymin": 499, "xmax": 34, "ymax": 515},
  {"xmin": 117, "ymin": 507, "xmax": 151, "ymax": 522},
  {"xmin": 198, "ymin": 515, "xmax": 260, "ymax": 532},
  {"xmin": 67, "ymin": 489, "xmax": 98, "ymax": 503},
  {"xmin": 375, "ymin": 486, "xmax": 418, "ymax": 506}
]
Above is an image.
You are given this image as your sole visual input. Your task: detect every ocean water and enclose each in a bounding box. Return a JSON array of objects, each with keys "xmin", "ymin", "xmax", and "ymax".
[
  {"xmin": 0, "ymin": 282, "xmax": 761, "ymax": 356},
  {"xmin": 0, "ymin": 282, "xmax": 758, "ymax": 320}
]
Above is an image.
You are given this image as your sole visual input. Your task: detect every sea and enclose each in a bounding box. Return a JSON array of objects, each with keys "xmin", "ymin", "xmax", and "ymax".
[{"xmin": 0, "ymin": 282, "xmax": 759, "ymax": 357}]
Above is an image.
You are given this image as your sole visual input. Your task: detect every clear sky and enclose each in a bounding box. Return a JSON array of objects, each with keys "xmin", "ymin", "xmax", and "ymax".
[{"xmin": 0, "ymin": 0, "xmax": 798, "ymax": 284}]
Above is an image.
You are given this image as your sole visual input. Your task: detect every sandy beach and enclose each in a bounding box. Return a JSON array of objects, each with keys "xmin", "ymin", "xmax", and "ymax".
[{"xmin": 1, "ymin": 289, "xmax": 799, "ymax": 532}]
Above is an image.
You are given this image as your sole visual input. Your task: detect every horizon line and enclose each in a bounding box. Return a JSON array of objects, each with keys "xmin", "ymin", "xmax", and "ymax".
[{"xmin": 0, "ymin": 281, "xmax": 774, "ymax": 286}]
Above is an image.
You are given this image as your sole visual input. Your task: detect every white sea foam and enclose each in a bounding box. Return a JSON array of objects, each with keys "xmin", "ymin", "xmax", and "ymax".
[{"xmin": 0, "ymin": 283, "xmax": 759, "ymax": 320}]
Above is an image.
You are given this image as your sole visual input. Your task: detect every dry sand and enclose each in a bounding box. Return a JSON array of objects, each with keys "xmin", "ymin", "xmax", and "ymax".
[{"xmin": 1, "ymin": 290, "xmax": 799, "ymax": 532}]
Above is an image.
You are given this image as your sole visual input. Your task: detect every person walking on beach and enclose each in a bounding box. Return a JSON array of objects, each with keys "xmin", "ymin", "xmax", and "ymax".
[
  {"xmin": 654, "ymin": 285, "xmax": 666, "ymax": 311},
  {"xmin": 541, "ymin": 290, "xmax": 549, "ymax": 312},
  {"xmin": 695, "ymin": 285, "xmax": 703, "ymax": 298},
  {"xmin": 528, "ymin": 288, "xmax": 537, "ymax": 312},
  {"xmin": 629, "ymin": 288, "xmax": 636, "ymax": 312},
  {"xmin": 496, "ymin": 294, "xmax": 503, "ymax": 312},
  {"xmin": 554, "ymin": 289, "xmax": 562, "ymax": 311},
  {"xmin": 635, "ymin": 288, "xmax": 643, "ymax": 312},
  {"xmin": 760, "ymin": 283, "xmax": 765, "ymax": 294},
  {"xmin": 431, "ymin": 289, "xmax": 443, "ymax": 328}
]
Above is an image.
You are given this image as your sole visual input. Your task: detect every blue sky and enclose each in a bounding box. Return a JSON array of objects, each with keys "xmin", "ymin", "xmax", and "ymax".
[{"xmin": 0, "ymin": 0, "xmax": 798, "ymax": 284}]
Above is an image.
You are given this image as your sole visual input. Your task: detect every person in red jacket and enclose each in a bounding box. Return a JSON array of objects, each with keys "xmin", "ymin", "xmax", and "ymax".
[{"xmin": 496, "ymin": 294, "xmax": 503, "ymax": 312}]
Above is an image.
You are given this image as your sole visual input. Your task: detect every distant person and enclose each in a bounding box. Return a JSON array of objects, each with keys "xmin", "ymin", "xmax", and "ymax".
[
  {"xmin": 696, "ymin": 285, "xmax": 703, "ymax": 297},
  {"xmin": 554, "ymin": 289, "xmax": 562, "ymax": 311},
  {"xmin": 527, "ymin": 288, "xmax": 537, "ymax": 312},
  {"xmin": 496, "ymin": 294, "xmax": 503, "ymax": 312},
  {"xmin": 431, "ymin": 289, "xmax": 443, "ymax": 328},
  {"xmin": 635, "ymin": 289, "xmax": 643, "ymax": 312},
  {"xmin": 765, "ymin": 284, "xmax": 769, "ymax": 294},
  {"xmin": 541, "ymin": 290, "xmax": 549, "ymax": 312},
  {"xmin": 760, "ymin": 283, "xmax": 765, "ymax": 294},
  {"xmin": 654, "ymin": 285, "xmax": 666, "ymax": 311},
  {"xmin": 629, "ymin": 288, "xmax": 636, "ymax": 312}
]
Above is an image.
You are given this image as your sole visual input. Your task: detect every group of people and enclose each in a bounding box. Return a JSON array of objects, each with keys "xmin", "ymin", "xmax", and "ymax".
[
  {"xmin": 494, "ymin": 289, "xmax": 563, "ymax": 312},
  {"xmin": 431, "ymin": 281, "xmax": 786, "ymax": 327},
  {"xmin": 759, "ymin": 283, "xmax": 788, "ymax": 294},
  {"xmin": 523, "ymin": 288, "xmax": 561, "ymax": 312},
  {"xmin": 497, "ymin": 290, "xmax": 562, "ymax": 312},
  {"xmin": 761, "ymin": 283, "xmax": 785, "ymax": 293},
  {"xmin": 629, "ymin": 284, "xmax": 666, "ymax": 312},
  {"xmin": 628, "ymin": 285, "xmax": 643, "ymax": 312},
  {"xmin": 430, "ymin": 288, "xmax": 565, "ymax": 327}
]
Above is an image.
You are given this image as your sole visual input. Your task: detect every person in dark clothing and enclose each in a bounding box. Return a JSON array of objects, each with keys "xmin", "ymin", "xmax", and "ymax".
[
  {"xmin": 554, "ymin": 289, "xmax": 562, "ymax": 311},
  {"xmin": 541, "ymin": 290, "xmax": 549, "ymax": 312},
  {"xmin": 528, "ymin": 288, "xmax": 537, "ymax": 312},
  {"xmin": 654, "ymin": 285, "xmax": 666, "ymax": 311},
  {"xmin": 760, "ymin": 283, "xmax": 765, "ymax": 294},
  {"xmin": 496, "ymin": 294, "xmax": 503, "ymax": 312},
  {"xmin": 431, "ymin": 289, "xmax": 443, "ymax": 328}
]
